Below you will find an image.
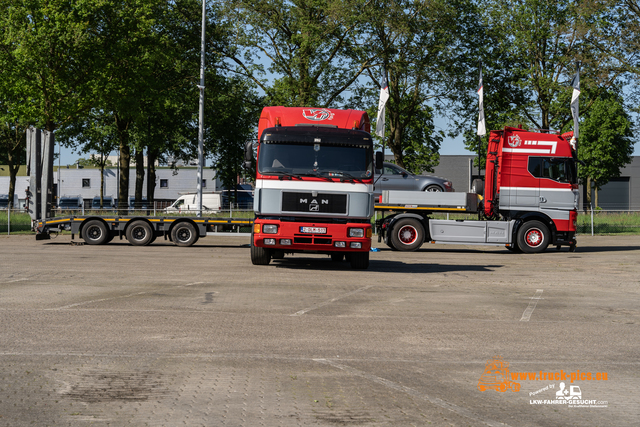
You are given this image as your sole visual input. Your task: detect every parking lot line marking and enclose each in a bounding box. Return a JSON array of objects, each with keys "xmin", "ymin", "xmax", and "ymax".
[
  {"xmin": 314, "ymin": 358, "xmax": 509, "ymax": 427},
  {"xmin": 290, "ymin": 285, "xmax": 373, "ymax": 316},
  {"xmin": 520, "ymin": 289, "xmax": 544, "ymax": 322},
  {"xmin": 0, "ymin": 278, "xmax": 29, "ymax": 284}
]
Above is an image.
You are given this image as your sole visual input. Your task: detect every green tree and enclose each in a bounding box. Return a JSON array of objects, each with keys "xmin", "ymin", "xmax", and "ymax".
[
  {"xmin": 354, "ymin": 0, "xmax": 460, "ymax": 171},
  {"xmin": 57, "ymin": 111, "xmax": 118, "ymax": 208},
  {"xmin": 220, "ymin": 0, "xmax": 372, "ymax": 107},
  {"xmin": 460, "ymin": 0, "xmax": 625, "ymax": 168},
  {"xmin": 578, "ymin": 89, "xmax": 634, "ymax": 208},
  {"xmin": 0, "ymin": 0, "xmax": 103, "ymax": 131}
]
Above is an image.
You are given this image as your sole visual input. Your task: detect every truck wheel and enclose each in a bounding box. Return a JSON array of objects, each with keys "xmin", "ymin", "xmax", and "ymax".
[
  {"xmin": 250, "ymin": 236, "xmax": 271, "ymax": 265},
  {"xmin": 126, "ymin": 220, "xmax": 154, "ymax": 246},
  {"xmin": 82, "ymin": 220, "xmax": 109, "ymax": 245},
  {"xmin": 517, "ymin": 221, "xmax": 549, "ymax": 253},
  {"xmin": 390, "ymin": 218, "xmax": 424, "ymax": 251},
  {"xmin": 349, "ymin": 251, "xmax": 369, "ymax": 269},
  {"xmin": 331, "ymin": 253, "xmax": 345, "ymax": 262},
  {"xmin": 171, "ymin": 222, "xmax": 198, "ymax": 247}
]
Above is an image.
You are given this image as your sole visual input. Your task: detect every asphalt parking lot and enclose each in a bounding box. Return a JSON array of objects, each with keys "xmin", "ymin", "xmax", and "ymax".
[{"xmin": 0, "ymin": 234, "xmax": 638, "ymax": 426}]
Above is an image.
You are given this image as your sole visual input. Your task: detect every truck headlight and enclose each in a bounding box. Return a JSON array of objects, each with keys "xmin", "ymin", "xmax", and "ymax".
[
  {"xmin": 263, "ymin": 224, "xmax": 278, "ymax": 234},
  {"xmin": 348, "ymin": 228, "xmax": 364, "ymax": 238}
]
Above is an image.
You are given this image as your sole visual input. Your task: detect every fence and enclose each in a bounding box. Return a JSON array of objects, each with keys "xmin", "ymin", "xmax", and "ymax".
[{"xmin": 3, "ymin": 207, "xmax": 640, "ymax": 236}]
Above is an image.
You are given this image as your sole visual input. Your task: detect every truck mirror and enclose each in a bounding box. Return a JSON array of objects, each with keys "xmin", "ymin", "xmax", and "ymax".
[
  {"xmin": 244, "ymin": 141, "xmax": 253, "ymax": 169},
  {"xmin": 375, "ymin": 151, "xmax": 384, "ymax": 170}
]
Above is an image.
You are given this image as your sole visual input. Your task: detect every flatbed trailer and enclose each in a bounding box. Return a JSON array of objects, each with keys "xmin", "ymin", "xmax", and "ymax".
[{"xmin": 34, "ymin": 215, "xmax": 253, "ymax": 246}]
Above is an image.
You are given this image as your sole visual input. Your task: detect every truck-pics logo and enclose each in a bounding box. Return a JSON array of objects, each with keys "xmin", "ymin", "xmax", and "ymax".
[
  {"xmin": 477, "ymin": 356, "xmax": 521, "ymax": 392},
  {"xmin": 302, "ymin": 109, "xmax": 334, "ymax": 121}
]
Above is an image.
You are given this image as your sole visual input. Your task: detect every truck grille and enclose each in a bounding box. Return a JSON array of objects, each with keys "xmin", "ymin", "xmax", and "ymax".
[{"xmin": 282, "ymin": 192, "xmax": 347, "ymax": 214}]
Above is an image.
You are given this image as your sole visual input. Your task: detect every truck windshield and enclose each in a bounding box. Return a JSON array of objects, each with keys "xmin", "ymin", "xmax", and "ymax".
[{"xmin": 258, "ymin": 141, "xmax": 373, "ymax": 180}]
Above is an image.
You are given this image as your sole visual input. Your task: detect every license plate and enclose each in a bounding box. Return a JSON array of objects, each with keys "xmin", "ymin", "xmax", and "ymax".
[{"xmin": 300, "ymin": 226, "xmax": 326, "ymax": 234}]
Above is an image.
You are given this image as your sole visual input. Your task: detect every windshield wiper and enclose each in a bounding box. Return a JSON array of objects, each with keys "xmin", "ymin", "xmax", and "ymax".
[
  {"xmin": 265, "ymin": 171, "xmax": 303, "ymax": 180},
  {"xmin": 334, "ymin": 172, "xmax": 365, "ymax": 183},
  {"xmin": 302, "ymin": 171, "xmax": 334, "ymax": 182}
]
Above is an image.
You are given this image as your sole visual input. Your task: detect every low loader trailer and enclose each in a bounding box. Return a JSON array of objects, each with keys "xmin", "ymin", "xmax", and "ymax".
[{"xmin": 34, "ymin": 215, "xmax": 253, "ymax": 246}]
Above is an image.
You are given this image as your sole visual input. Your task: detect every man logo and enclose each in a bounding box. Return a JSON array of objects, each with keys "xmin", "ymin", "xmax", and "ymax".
[
  {"xmin": 309, "ymin": 199, "xmax": 319, "ymax": 211},
  {"xmin": 302, "ymin": 109, "xmax": 334, "ymax": 121}
]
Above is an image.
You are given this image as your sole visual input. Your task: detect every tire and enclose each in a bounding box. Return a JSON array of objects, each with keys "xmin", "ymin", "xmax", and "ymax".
[
  {"xmin": 517, "ymin": 220, "xmax": 550, "ymax": 253},
  {"xmin": 126, "ymin": 220, "xmax": 154, "ymax": 246},
  {"xmin": 82, "ymin": 220, "xmax": 109, "ymax": 245},
  {"xmin": 349, "ymin": 251, "xmax": 369, "ymax": 269},
  {"xmin": 390, "ymin": 218, "xmax": 424, "ymax": 251},
  {"xmin": 330, "ymin": 253, "xmax": 345, "ymax": 262},
  {"xmin": 250, "ymin": 234, "xmax": 271, "ymax": 265},
  {"xmin": 171, "ymin": 222, "xmax": 199, "ymax": 247},
  {"xmin": 424, "ymin": 184, "xmax": 443, "ymax": 192}
]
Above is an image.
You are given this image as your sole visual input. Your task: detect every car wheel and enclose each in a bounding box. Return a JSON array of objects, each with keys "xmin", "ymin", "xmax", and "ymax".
[
  {"xmin": 171, "ymin": 222, "xmax": 199, "ymax": 247},
  {"xmin": 517, "ymin": 220, "xmax": 550, "ymax": 253},
  {"xmin": 424, "ymin": 185, "xmax": 443, "ymax": 192},
  {"xmin": 82, "ymin": 220, "xmax": 109, "ymax": 245},
  {"xmin": 126, "ymin": 220, "xmax": 154, "ymax": 246},
  {"xmin": 390, "ymin": 218, "xmax": 424, "ymax": 251}
]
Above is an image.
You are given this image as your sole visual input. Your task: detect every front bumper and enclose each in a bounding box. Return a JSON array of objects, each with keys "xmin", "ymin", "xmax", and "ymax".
[{"xmin": 253, "ymin": 219, "xmax": 371, "ymax": 253}]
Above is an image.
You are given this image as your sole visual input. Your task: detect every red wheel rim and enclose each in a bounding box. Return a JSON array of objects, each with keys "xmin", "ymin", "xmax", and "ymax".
[
  {"xmin": 398, "ymin": 225, "xmax": 418, "ymax": 245},
  {"xmin": 525, "ymin": 228, "xmax": 543, "ymax": 247}
]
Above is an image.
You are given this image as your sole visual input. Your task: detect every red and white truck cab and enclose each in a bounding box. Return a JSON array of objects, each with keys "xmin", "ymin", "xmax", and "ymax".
[
  {"xmin": 484, "ymin": 127, "xmax": 579, "ymax": 251},
  {"xmin": 248, "ymin": 107, "xmax": 378, "ymax": 268}
]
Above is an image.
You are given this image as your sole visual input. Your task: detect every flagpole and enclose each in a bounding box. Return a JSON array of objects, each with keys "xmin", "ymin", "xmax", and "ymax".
[
  {"xmin": 477, "ymin": 63, "xmax": 486, "ymax": 181},
  {"xmin": 196, "ymin": 0, "xmax": 206, "ymax": 217},
  {"xmin": 375, "ymin": 68, "xmax": 390, "ymax": 166}
]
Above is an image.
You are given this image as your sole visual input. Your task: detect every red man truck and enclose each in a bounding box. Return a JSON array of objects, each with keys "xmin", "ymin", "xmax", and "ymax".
[
  {"xmin": 376, "ymin": 126, "xmax": 579, "ymax": 253},
  {"xmin": 247, "ymin": 107, "xmax": 380, "ymax": 268}
]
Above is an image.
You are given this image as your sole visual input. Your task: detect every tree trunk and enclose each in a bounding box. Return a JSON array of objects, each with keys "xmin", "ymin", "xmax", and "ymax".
[
  {"xmin": 586, "ymin": 177, "xmax": 592, "ymax": 209},
  {"xmin": 7, "ymin": 152, "xmax": 20, "ymax": 210},
  {"xmin": 115, "ymin": 115, "xmax": 131, "ymax": 215},
  {"xmin": 100, "ymin": 153, "xmax": 105, "ymax": 208},
  {"xmin": 135, "ymin": 148, "xmax": 144, "ymax": 208},
  {"xmin": 146, "ymin": 147, "xmax": 158, "ymax": 211}
]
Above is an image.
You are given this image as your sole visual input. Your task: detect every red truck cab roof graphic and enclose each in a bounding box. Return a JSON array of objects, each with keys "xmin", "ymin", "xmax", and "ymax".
[{"xmin": 257, "ymin": 106, "xmax": 371, "ymax": 139}]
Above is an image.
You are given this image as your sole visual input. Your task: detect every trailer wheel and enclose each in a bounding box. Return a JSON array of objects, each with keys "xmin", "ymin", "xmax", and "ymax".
[
  {"xmin": 126, "ymin": 220, "xmax": 154, "ymax": 246},
  {"xmin": 390, "ymin": 218, "xmax": 424, "ymax": 251},
  {"xmin": 517, "ymin": 221, "xmax": 549, "ymax": 253},
  {"xmin": 171, "ymin": 222, "xmax": 198, "ymax": 247},
  {"xmin": 82, "ymin": 220, "xmax": 109, "ymax": 245},
  {"xmin": 250, "ymin": 233, "xmax": 271, "ymax": 265},
  {"xmin": 349, "ymin": 251, "xmax": 369, "ymax": 269}
]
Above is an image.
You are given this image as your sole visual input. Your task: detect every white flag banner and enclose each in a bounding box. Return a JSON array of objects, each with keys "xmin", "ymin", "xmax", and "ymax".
[
  {"xmin": 375, "ymin": 72, "xmax": 389, "ymax": 137},
  {"xmin": 570, "ymin": 69, "xmax": 580, "ymax": 144},
  {"xmin": 477, "ymin": 68, "xmax": 486, "ymax": 137}
]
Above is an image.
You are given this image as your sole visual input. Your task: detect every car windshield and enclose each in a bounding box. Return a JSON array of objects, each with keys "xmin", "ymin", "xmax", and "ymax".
[{"xmin": 258, "ymin": 141, "xmax": 373, "ymax": 179}]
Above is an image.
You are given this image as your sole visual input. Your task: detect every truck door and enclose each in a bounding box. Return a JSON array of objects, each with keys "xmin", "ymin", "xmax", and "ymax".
[{"xmin": 515, "ymin": 156, "xmax": 540, "ymax": 208}]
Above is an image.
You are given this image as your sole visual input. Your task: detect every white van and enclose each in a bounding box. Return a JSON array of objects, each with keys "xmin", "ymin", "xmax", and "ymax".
[{"xmin": 165, "ymin": 193, "xmax": 221, "ymax": 213}]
